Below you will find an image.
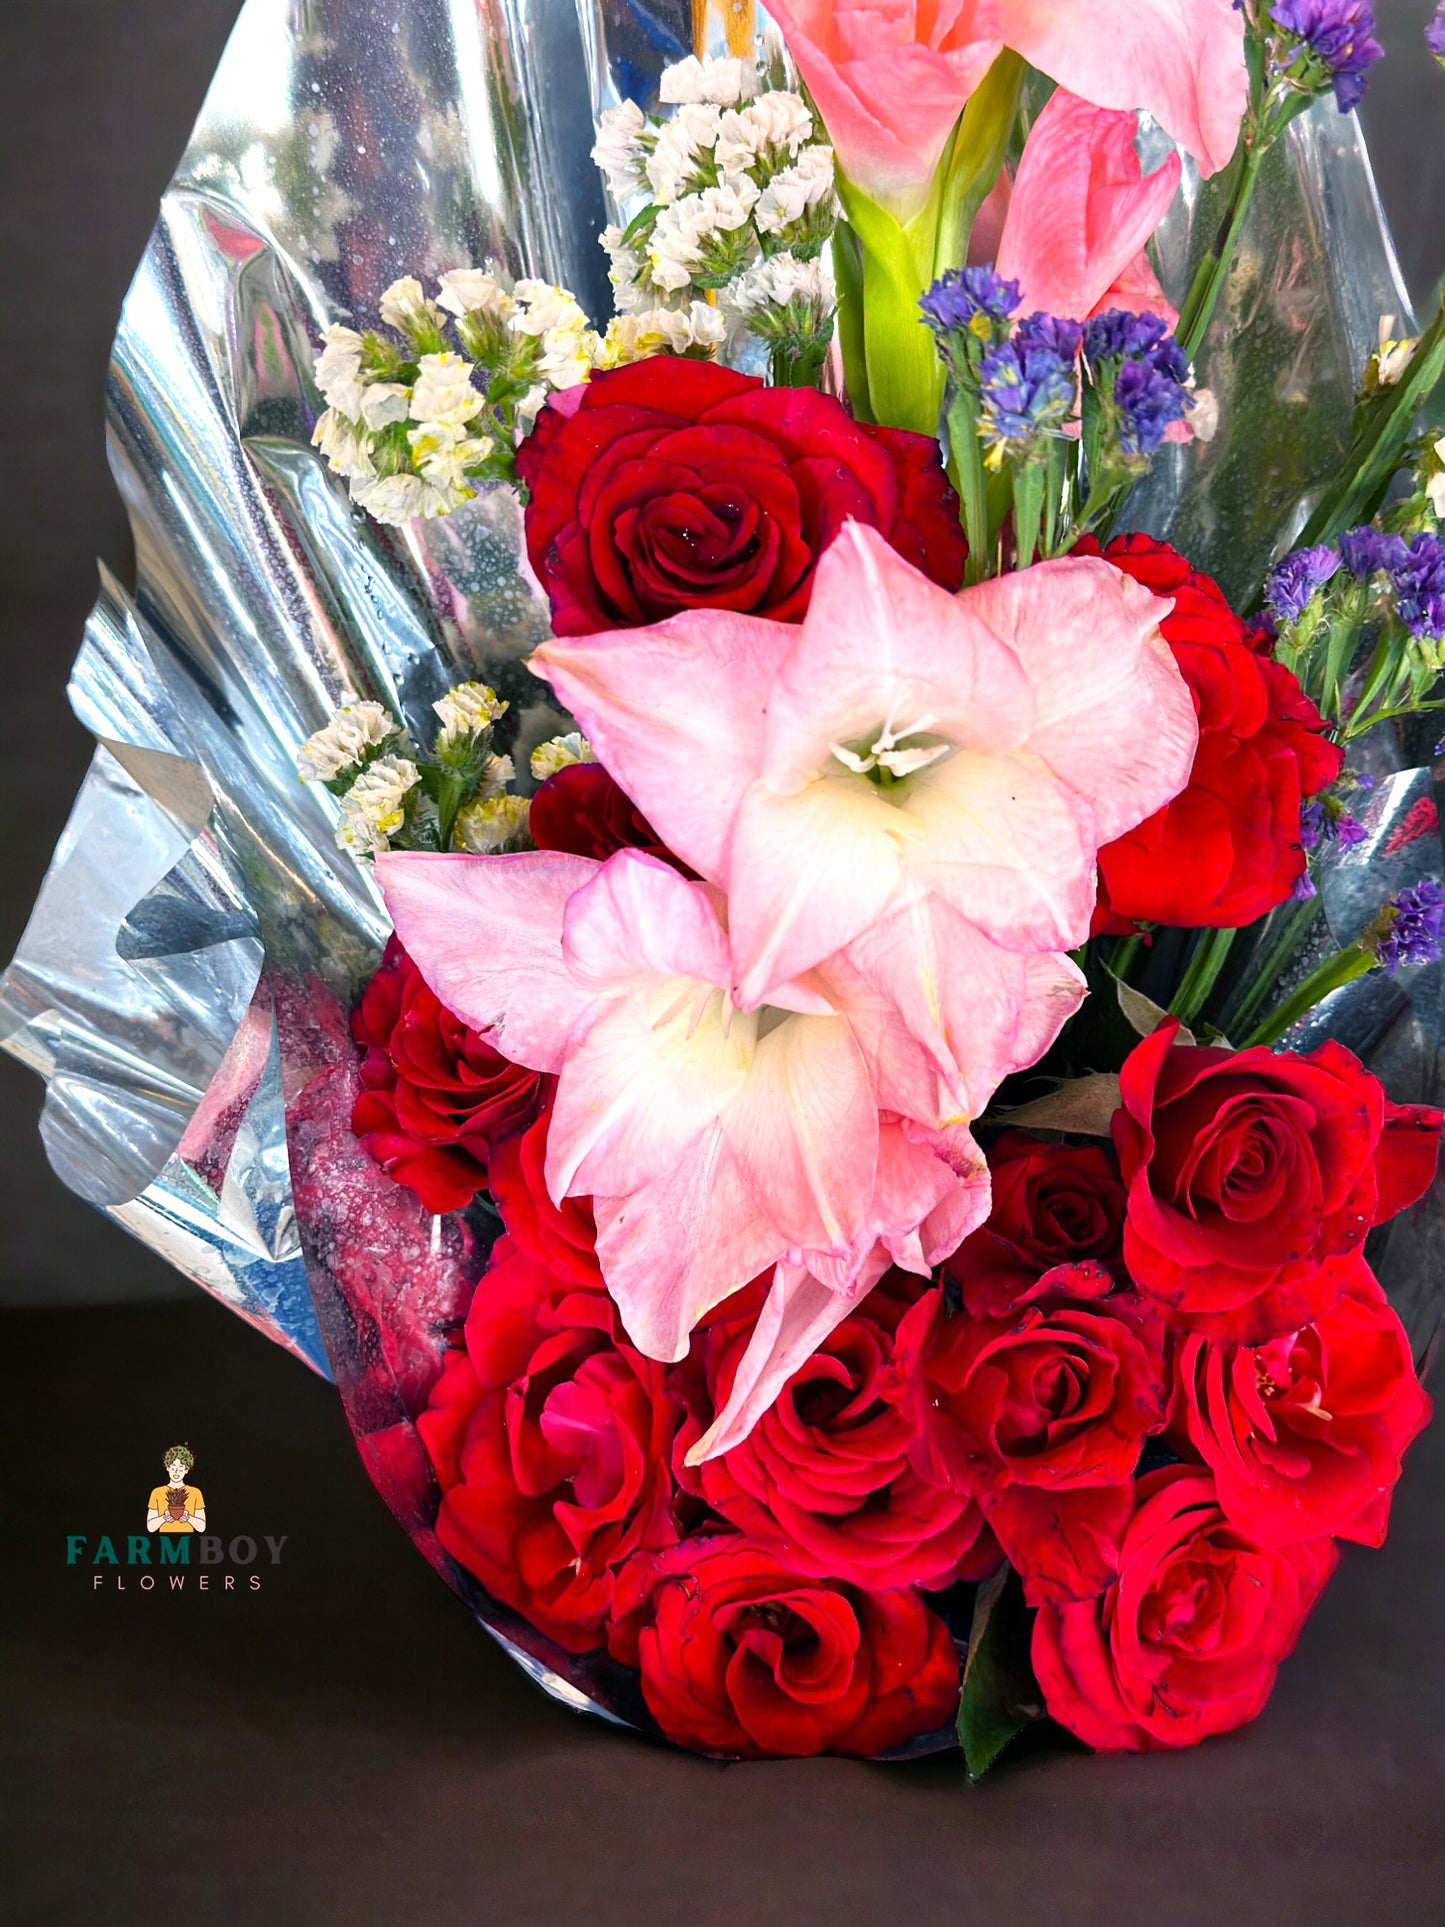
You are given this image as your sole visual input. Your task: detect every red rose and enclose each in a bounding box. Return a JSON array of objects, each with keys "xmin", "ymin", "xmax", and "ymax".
[
  {"xmin": 1032, "ymin": 1467, "xmax": 1337, "ymax": 1751},
  {"xmin": 676, "ymin": 1273, "xmax": 997, "ymax": 1590},
  {"xmin": 945, "ymin": 1132, "xmax": 1127, "ymax": 1318},
  {"xmin": 528, "ymin": 761, "xmax": 685, "ymax": 869},
  {"xmin": 925, "ymin": 1272, "xmax": 1168, "ymax": 1606},
  {"xmin": 485, "ymin": 1098, "xmax": 601, "ymax": 1289},
  {"xmin": 1087, "ymin": 534, "xmax": 1341, "ymax": 932},
  {"xmin": 350, "ymin": 936, "xmax": 545, "ymax": 1214},
  {"xmin": 610, "ymin": 1534, "xmax": 959, "ymax": 1758},
  {"xmin": 417, "ymin": 1232, "xmax": 679, "ymax": 1653},
  {"xmin": 1114, "ymin": 1021, "xmax": 1444, "ymax": 1343},
  {"xmin": 516, "ymin": 360, "xmax": 967, "ymax": 635},
  {"xmin": 1167, "ymin": 1256, "xmax": 1431, "ymax": 1545}
]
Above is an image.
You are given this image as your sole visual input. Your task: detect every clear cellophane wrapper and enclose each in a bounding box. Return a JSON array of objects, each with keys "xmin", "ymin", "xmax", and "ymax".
[{"xmin": 6, "ymin": 0, "xmax": 1443, "ymax": 1748}]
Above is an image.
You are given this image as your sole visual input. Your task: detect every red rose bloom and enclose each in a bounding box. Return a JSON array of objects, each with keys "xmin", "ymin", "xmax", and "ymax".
[
  {"xmin": 926, "ymin": 1271, "xmax": 1168, "ymax": 1605},
  {"xmin": 1032, "ymin": 1467, "xmax": 1337, "ymax": 1752},
  {"xmin": 945, "ymin": 1132, "xmax": 1127, "ymax": 1318},
  {"xmin": 1087, "ymin": 533, "xmax": 1341, "ymax": 932},
  {"xmin": 350, "ymin": 936, "xmax": 544, "ymax": 1214},
  {"xmin": 610, "ymin": 1534, "xmax": 959, "ymax": 1758},
  {"xmin": 1114, "ymin": 1020, "xmax": 1444, "ymax": 1344},
  {"xmin": 1167, "ymin": 1256, "xmax": 1431, "ymax": 1546},
  {"xmin": 528, "ymin": 761, "xmax": 684, "ymax": 869},
  {"xmin": 486, "ymin": 1099, "xmax": 601, "ymax": 1288},
  {"xmin": 676, "ymin": 1273, "xmax": 997, "ymax": 1590},
  {"xmin": 516, "ymin": 360, "xmax": 967, "ymax": 635},
  {"xmin": 417, "ymin": 1232, "xmax": 679, "ymax": 1653}
]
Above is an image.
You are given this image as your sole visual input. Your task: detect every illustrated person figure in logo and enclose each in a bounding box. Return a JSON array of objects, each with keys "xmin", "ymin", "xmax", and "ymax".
[{"xmin": 146, "ymin": 1444, "xmax": 206, "ymax": 1534}]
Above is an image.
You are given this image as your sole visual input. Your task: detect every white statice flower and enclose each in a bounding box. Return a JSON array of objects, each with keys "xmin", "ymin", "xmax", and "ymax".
[
  {"xmin": 351, "ymin": 472, "xmax": 433, "ymax": 525},
  {"xmin": 598, "ymin": 302, "xmax": 726, "ymax": 367},
  {"xmin": 314, "ymin": 324, "xmax": 368, "ymax": 418},
  {"xmin": 1375, "ymin": 315, "xmax": 1417, "ymax": 388},
  {"xmin": 755, "ymin": 145, "xmax": 837, "ymax": 235},
  {"xmin": 716, "ymin": 93, "xmax": 814, "ymax": 176},
  {"xmin": 727, "ymin": 249, "xmax": 835, "ymax": 320},
  {"xmin": 408, "ymin": 420, "xmax": 490, "ymax": 494},
  {"xmin": 379, "ymin": 276, "xmax": 441, "ymax": 336},
  {"xmin": 452, "ymin": 792, "xmax": 531, "ymax": 853},
  {"xmin": 659, "ymin": 54, "xmax": 760, "ymax": 107},
  {"xmin": 511, "ymin": 281, "xmax": 603, "ymax": 390},
  {"xmin": 649, "ymin": 180, "xmax": 759, "ymax": 292},
  {"xmin": 530, "ymin": 732, "xmax": 593, "ymax": 780},
  {"xmin": 433, "ymin": 681, "xmax": 508, "ymax": 749},
  {"xmin": 591, "ymin": 99, "xmax": 648, "ymax": 202},
  {"xmin": 312, "ymin": 408, "xmax": 377, "ymax": 482},
  {"xmin": 359, "ymin": 382, "xmax": 411, "ymax": 430},
  {"xmin": 646, "ymin": 102, "xmax": 723, "ymax": 205},
  {"xmin": 409, "ymin": 352, "xmax": 483, "ymax": 428},
  {"xmin": 296, "ymin": 700, "xmax": 397, "ymax": 782},
  {"xmin": 601, "ymin": 225, "xmax": 646, "ymax": 313},
  {"xmin": 336, "ymin": 754, "xmax": 421, "ymax": 856},
  {"xmin": 436, "ymin": 268, "xmax": 516, "ymax": 324}
]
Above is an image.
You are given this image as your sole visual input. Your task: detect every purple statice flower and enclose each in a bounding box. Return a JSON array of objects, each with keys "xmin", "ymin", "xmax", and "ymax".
[
  {"xmin": 1427, "ymin": 2, "xmax": 1445, "ymax": 63},
  {"xmin": 1372, "ymin": 879, "xmax": 1445, "ymax": 975},
  {"xmin": 1014, "ymin": 311, "xmax": 1084, "ymax": 362},
  {"xmin": 1113, "ymin": 358, "xmax": 1192, "ymax": 454},
  {"xmin": 1300, "ymin": 793, "xmax": 1367, "ymax": 851},
  {"xmin": 1270, "ymin": 0, "xmax": 1384, "ymax": 112},
  {"xmin": 977, "ymin": 334, "xmax": 1076, "ymax": 452},
  {"xmin": 920, "ymin": 265, "xmax": 1020, "ymax": 338},
  {"xmin": 1291, "ymin": 869, "xmax": 1319, "ymax": 901},
  {"xmin": 1266, "ymin": 544, "xmax": 1342, "ymax": 623},
  {"xmin": 1339, "ymin": 524, "xmax": 1409, "ymax": 577},
  {"xmin": 1388, "ymin": 533, "xmax": 1445, "ymax": 640},
  {"xmin": 1082, "ymin": 311, "xmax": 1192, "ymax": 456}
]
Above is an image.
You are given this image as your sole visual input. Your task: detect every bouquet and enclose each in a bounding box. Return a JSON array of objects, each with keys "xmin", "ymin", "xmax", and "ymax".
[{"xmin": 10, "ymin": 0, "xmax": 1445, "ymax": 1772}]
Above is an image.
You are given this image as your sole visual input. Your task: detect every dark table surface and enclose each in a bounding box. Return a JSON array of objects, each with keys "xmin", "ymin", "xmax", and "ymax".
[{"xmin": 4, "ymin": 3, "xmax": 1445, "ymax": 1921}]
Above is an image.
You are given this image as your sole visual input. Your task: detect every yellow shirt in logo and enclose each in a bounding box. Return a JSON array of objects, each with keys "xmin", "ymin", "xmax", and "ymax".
[{"xmin": 149, "ymin": 1483, "xmax": 204, "ymax": 1531}]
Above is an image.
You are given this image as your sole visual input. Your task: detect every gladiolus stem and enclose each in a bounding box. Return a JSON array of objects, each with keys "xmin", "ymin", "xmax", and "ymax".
[
  {"xmin": 947, "ymin": 388, "xmax": 991, "ymax": 585},
  {"xmin": 1175, "ymin": 140, "xmax": 1265, "ymax": 364},
  {"xmin": 1242, "ymin": 941, "xmax": 1376, "ymax": 1048},
  {"xmin": 1169, "ymin": 925, "xmax": 1237, "ymax": 1027},
  {"xmin": 1220, "ymin": 896, "xmax": 1322, "ymax": 1037}
]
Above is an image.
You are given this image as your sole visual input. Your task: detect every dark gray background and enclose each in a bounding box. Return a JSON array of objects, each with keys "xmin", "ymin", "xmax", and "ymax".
[{"xmin": 2, "ymin": 7, "xmax": 1444, "ymax": 1923}]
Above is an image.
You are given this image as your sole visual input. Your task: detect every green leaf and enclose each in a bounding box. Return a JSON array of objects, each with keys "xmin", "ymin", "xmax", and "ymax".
[
  {"xmin": 1294, "ymin": 291, "xmax": 1445, "ymax": 549},
  {"xmin": 987, "ymin": 1070, "xmax": 1122, "ymax": 1137},
  {"xmin": 958, "ymin": 1565, "xmax": 1046, "ymax": 1783}
]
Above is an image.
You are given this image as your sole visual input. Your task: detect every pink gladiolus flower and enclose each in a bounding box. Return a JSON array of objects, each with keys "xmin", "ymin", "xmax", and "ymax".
[
  {"xmin": 996, "ymin": 89, "xmax": 1182, "ymax": 324},
  {"xmin": 764, "ymin": 0, "xmax": 1004, "ymax": 213},
  {"xmin": 997, "ymin": 0, "xmax": 1247, "ymax": 179},
  {"xmin": 533, "ymin": 524, "xmax": 1198, "ymax": 1014},
  {"xmin": 376, "ymin": 846, "xmax": 1034, "ymax": 1455}
]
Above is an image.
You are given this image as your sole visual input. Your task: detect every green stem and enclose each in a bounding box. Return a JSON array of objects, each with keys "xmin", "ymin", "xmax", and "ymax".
[
  {"xmin": 947, "ymin": 388, "xmax": 990, "ymax": 586},
  {"xmin": 1220, "ymin": 896, "xmax": 1321, "ymax": 1037},
  {"xmin": 1169, "ymin": 926, "xmax": 1238, "ymax": 1027},
  {"xmin": 1242, "ymin": 941, "xmax": 1377, "ymax": 1048},
  {"xmin": 1175, "ymin": 140, "xmax": 1266, "ymax": 364},
  {"xmin": 1111, "ymin": 933, "xmax": 1143, "ymax": 983},
  {"xmin": 770, "ymin": 341, "xmax": 829, "ymax": 389},
  {"xmin": 1011, "ymin": 461, "xmax": 1045, "ymax": 570}
]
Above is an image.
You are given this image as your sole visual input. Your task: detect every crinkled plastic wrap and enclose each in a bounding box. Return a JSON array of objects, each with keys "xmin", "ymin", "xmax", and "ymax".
[{"xmin": 4, "ymin": 0, "xmax": 1444, "ymax": 1745}]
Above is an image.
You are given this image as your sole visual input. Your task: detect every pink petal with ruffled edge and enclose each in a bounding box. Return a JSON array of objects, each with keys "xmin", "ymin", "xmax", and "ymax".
[
  {"xmin": 963, "ymin": 553, "xmax": 1198, "ymax": 845},
  {"xmin": 375, "ymin": 849, "xmax": 599, "ymax": 1072},
  {"xmin": 996, "ymin": 89, "xmax": 1182, "ymax": 324},
  {"xmin": 530, "ymin": 610, "xmax": 789, "ymax": 881},
  {"xmin": 998, "ymin": 0, "xmax": 1247, "ymax": 178}
]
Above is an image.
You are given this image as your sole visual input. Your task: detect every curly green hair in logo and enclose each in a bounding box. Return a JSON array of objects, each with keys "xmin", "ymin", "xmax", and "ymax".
[{"xmin": 164, "ymin": 1443, "xmax": 195, "ymax": 1472}]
